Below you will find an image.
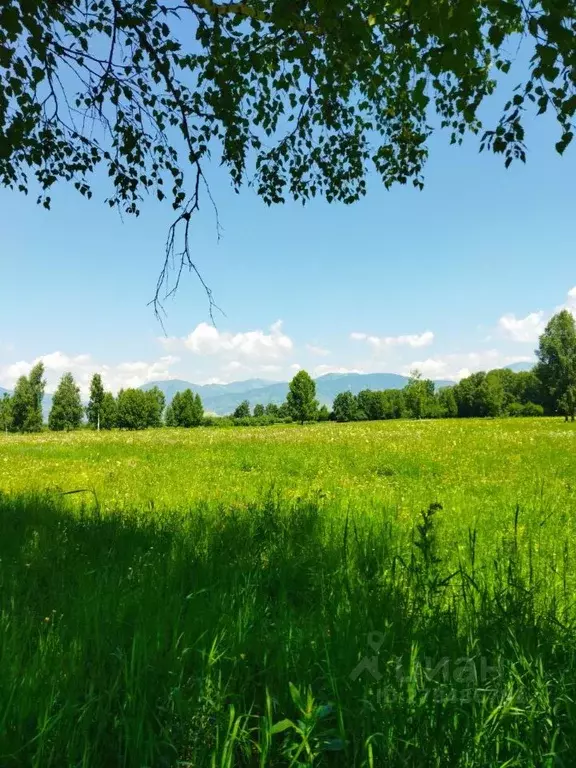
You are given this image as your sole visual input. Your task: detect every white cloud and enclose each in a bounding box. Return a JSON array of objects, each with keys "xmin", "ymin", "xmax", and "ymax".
[
  {"xmin": 196, "ymin": 377, "xmax": 226, "ymax": 386},
  {"xmin": 260, "ymin": 364, "xmax": 282, "ymax": 373},
  {"xmin": 0, "ymin": 352, "xmax": 180, "ymax": 396},
  {"xmin": 203, "ymin": 360, "xmax": 285, "ymax": 383},
  {"xmin": 314, "ymin": 365, "xmax": 364, "ymax": 377},
  {"xmin": 564, "ymin": 286, "xmax": 576, "ymax": 316},
  {"xmin": 161, "ymin": 320, "xmax": 293, "ymax": 361},
  {"xmin": 306, "ymin": 344, "xmax": 330, "ymax": 357},
  {"xmin": 223, "ymin": 361, "xmax": 244, "ymax": 372},
  {"xmin": 403, "ymin": 351, "xmax": 534, "ymax": 381},
  {"xmin": 351, "ymin": 330, "xmax": 434, "ymax": 350},
  {"xmin": 1, "ymin": 360, "xmax": 32, "ymax": 384},
  {"xmin": 405, "ymin": 358, "xmax": 448, "ymax": 377},
  {"xmin": 497, "ymin": 286, "xmax": 576, "ymax": 343},
  {"xmin": 39, "ymin": 351, "xmax": 92, "ymax": 370},
  {"xmin": 498, "ymin": 311, "xmax": 546, "ymax": 343}
]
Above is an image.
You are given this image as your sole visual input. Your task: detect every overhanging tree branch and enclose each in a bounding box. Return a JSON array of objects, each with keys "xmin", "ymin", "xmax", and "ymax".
[{"xmin": 0, "ymin": 0, "xmax": 573, "ymax": 318}]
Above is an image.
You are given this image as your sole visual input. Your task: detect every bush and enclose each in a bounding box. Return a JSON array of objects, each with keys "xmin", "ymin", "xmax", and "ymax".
[
  {"xmin": 508, "ymin": 402, "xmax": 524, "ymax": 417},
  {"xmin": 201, "ymin": 415, "xmax": 293, "ymax": 428},
  {"xmin": 522, "ymin": 401, "xmax": 544, "ymax": 417},
  {"xmin": 317, "ymin": 405, "xmax": 331, "ymax": 422},
  {"xmin": 508, "ymin": 401, "xmax": 544, "ymax": 417},
  {"xmin": 202, "ymin": 416, "xmax": 234, "ymax": 428}
]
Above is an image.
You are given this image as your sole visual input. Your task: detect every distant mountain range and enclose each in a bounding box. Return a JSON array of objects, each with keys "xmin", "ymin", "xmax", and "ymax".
[
  {"xmin": 141, "ymin": 372, "xmax": 455, "ymax": 415},
  {"xmin": 140, "ymin": 377, "xmax": 276, "ymax": 402},
  {"xmin": 141, "ymin": 363, "xmax": 536, "ymax": 415},
  {"xmin": 0, "ymin": 363, "xmax": 537, "ymax": 419},
  {"xmin": 505, "ymin": 361, "xmax": 535, "ymax": 373}
]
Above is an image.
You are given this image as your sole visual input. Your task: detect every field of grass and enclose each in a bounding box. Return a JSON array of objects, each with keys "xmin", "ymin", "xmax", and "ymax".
[{"xmin": 2, "ymin": 418, "xmax": 576, "ymax": 766}]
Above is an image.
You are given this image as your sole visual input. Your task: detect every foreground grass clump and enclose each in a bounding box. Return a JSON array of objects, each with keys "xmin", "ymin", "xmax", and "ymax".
[
  {"xmin": 1, "ymin": 418, "xmax": 576, "ymax": 765},
  {"xmin": 1, "ymin": 491, "xmax": 576, "ymax": 767}
]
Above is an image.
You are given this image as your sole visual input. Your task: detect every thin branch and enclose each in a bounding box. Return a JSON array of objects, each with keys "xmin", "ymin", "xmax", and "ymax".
[
  {"xmin": 149, "ymin": 162, "xmax": 224, "ymax": 328},
  {"xmin": 94, "ymin": 2, "xmax": 119, "ymax": 117}
]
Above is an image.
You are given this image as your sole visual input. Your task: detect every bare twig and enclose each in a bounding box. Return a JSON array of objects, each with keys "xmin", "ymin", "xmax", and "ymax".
[{"xmin": 149, "ymin": 162, "xmax": 224, "ymax": 329}]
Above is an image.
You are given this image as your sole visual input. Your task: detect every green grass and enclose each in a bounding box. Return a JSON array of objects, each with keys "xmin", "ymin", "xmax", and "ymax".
[{"xmin": 1, "ymin": 418, "xmax": 576, "ymax": 766}]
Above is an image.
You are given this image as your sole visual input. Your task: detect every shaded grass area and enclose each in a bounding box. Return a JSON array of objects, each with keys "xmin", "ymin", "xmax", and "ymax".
[{"xmin": 1, "ymin": 492, "xmax": 576, "ymax": 767}]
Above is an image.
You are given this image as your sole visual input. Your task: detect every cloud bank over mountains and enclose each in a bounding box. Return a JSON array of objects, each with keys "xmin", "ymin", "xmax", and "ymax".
[{"xmin": 2, "ymin": 286, "xmax": 574, "ymax": 395}]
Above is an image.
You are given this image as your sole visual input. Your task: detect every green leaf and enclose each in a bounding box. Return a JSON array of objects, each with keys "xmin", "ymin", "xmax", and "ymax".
[
  {"xmin": 563, "ymin": 94, "xmax": 576, "ymax": 117},
  {"xmin": 288, "ymin": 681, "xmax": 302, "ymax": 708},
  {"xmin": 556, "ymin": 132, "xmax": 573, "ymax": 155},
  {"xmin": 315, "ymin": 703, "xmax": 334, "ymax": 720},
  {"xmin": 321, "ymin": 737, "xmax": 346, "ymax": 751},
  {"xmin": 1, "ymin": 6, "xmax": 21, "ymax": 37},
  {"xmin": 488, "ymin": 25, "xmax": 505, "ymax": 48},
  {"xmin": 270, "ymin": 719, "xmax": 295, "ymax": 735}
]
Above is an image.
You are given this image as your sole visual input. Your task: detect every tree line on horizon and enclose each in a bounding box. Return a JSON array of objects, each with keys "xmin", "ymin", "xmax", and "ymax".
[{"xmin": 1, "ymin": 310, "xmax": 575, "ymax": 433}]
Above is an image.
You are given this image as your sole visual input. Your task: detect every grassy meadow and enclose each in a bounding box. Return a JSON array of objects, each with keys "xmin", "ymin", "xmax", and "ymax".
[{"xmin": 2, "ymin": 418, "xmax": 576, "ymax": 766}]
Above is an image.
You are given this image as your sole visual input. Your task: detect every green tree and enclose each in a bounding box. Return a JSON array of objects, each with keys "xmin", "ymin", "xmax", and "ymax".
[
  {"xmin": 145, "ymin": 387, "xmax": 166, "ymax": 428},
  {"xmin": 0, "ymin": 394, "xmax": 13, "ymax": 433},
  {"xmin": 48, "ymin": 373, "xmax": 84, "ymax": 431},
  {"xmin": 404, "ymin": 371, "xmax": 435, "ymax": 419},
  {"xmin": 253, "ymin": 404, "xmax": 265, "ymax": 418},
  {"xmin": 536, "ymin": 310, "xmax": 576, "ymax": 421},
  {"xmin": 333, "ymin": 391, "xmax": 359, "ymax": 422},
  {"xmin": 381, "ymin": 390, "xmax": 406, "ymax": 420},
  {"xmin": 164, "ymin": 402, "xmax": 176, "ymax": 427},
  {"xmin": 487, "ymin": 368, "xmax": 542, "ymax": 413},
  {"xmin": 453, "ymin": 372, "xmax": 486, "ymax": 417},
  {"xmin": 168, "ymin": 393, "xmax": 182, "ymax": 425},
  {"xmin": 86, "ymin": 374, "xmax": 106, "ymax": 430},
  {"xmin": 277, "ymin": 402, "xmax": 291, "ymax": 419},
  {"xmin": 193, "ymin": 394, "xmax": 204, "ymax": 426},
  {"xmin": 27, "ymin": 362, "xmax": 46, "ymax": 432},
  {"xmin": 100, "ymin": 392, "xmax": 117, "ymax": 430},
  {"xmin": 436, "ymin": 387, "xmax": 458, "ymax": 418},
  {"xmin": 476, "ymin": 371, "xmax": 506, "ymax": 417},
  {"xmin": 357, "ymin": 390, "xmax": 381, "ymax": 421},
  {"xmin": 287, "ymin": 371, "xmax": 318, "ymax": 425},
  {"xmin": 511, "ymin": 371, "xmax": 543, "ymax": 407},
  {"xmin": 172, "ymin": 389, "xmax": 203, "ymax": 427},
  {"xmin": 11, "ymin": 376, "xmax": 34, "ymax": 433},
  {"xmin": 11, "ymin": 365, "xmax": 45, "ymax": 433},
  {"xmin": 116, "ymin": 389, "xmax": 150, "ymax": 430},
  {"xmin": 3, "ymin": 2, "xmax": 574, "ymax": 303},
  {"xmin": 233, "ymin": 400, "xmax": 251, "ymax": 419},
  {"xmin": 265, "ymin": 403, "xmax": 280, "ymax": 417},
  {"xmin": 317, "ymin": 405, "xmax": 331, "ymax": 422}
]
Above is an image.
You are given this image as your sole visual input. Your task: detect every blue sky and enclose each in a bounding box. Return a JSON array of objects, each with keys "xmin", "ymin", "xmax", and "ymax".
[{"xmin": 1, "ymin": 82, "xmax": 575, "ymax": 395}]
